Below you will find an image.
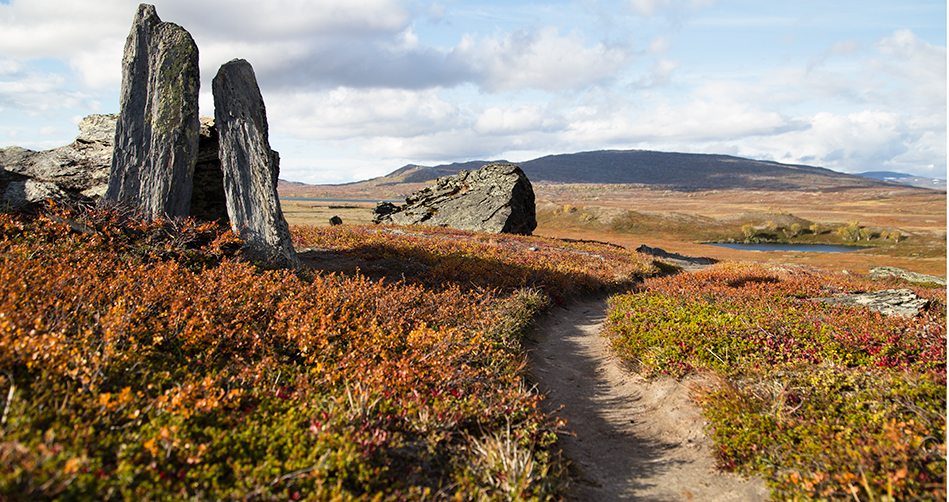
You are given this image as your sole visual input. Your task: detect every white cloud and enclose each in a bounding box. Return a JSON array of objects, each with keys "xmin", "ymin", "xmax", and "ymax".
[
  {"xmin": 0, "ymin": 1, "xmax": 128, "ymax": 91},
  {"xmin": 0, "ymin": 0, "xmax": 129, "ymax": 58},
  {"xmin": 0, "ymin": 68, "xmax": 98, "ymax": 114},
  {"xmin": 266, "ymin": 87, "xmax": 463, "ymax": 141},
  {"xmin": 637, "ymin": 58, "xmax": 679, "ymax": 87},
  {"xmin": 0, "ymin": 58, "xmax": 24, "ymax": 77},
  {"xmin": 872, "ymin": 29, "xmax": 947, "ymax": 105},
  {"xmin": 806, "ymin": 39, "xmax": 860, "ymax": 71},
  {"xmin": 628, "ymin": 0, "xmax": 671, "ymax": 17},
  {"xmin": 474, "ymin": 106, "xmax": 548, "ymax": 135},
  {"xmin": 734, "ymin": 110, "xmax": 939, "ymax": 174},
  {"xmin": 455, "ymin": 26, "xmax": 635, "ymax": 92},
  {"xmin": 162, "ymin": 0, "xmax": 411, "ymax": 40},
  {"xmin": 628, "ymin": 0, "xmax": 715, "ymax": 19},
  {"xmin": 68, "ymin": 39, "xmax": 125, "ymax": 89}
]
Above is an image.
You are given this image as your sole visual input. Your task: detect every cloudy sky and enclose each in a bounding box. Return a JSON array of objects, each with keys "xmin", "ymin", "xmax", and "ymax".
[{"xmin": 0, "ymin": 0, "xmax": 945, "ymax": 184}]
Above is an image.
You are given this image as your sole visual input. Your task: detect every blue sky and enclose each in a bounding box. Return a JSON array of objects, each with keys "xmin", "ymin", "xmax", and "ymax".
[{"xmin": 0, "ymin": 0, "xmax": 945, "ymax": 184}]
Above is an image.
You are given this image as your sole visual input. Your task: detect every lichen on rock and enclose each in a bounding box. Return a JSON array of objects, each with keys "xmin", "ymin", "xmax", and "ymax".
[
  {"xmin": 103, "ymin": 3, "xmax": 200, "ymax": 219},
  {"xmin": 213, "ymin": 58, "xmax": 299, "ymax": 268},
  {"xmin": 373, "ymin": 163, "xmax": 537, "ymax": 235}
]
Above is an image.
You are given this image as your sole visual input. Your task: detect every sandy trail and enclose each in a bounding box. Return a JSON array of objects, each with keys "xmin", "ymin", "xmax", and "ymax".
[{"xmin": 526, "ymin": 295, "xmax": 769, "ymax": 501}]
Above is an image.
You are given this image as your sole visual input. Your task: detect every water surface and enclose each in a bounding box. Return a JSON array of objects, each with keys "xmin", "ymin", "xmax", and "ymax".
[{"xmin": 705, "ymin": 243, "xmax": 869, "ymax": 253}]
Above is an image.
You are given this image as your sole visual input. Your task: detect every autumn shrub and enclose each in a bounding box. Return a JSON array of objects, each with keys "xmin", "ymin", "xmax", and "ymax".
[
  {"xmin": 0, "ymin": 206, "xmax": 658, "ymax": 500},
  {"xmin": 291, "ymin": 224, "xmax": 657, "ymax": 300},
  {"xmin": 606, "ymin": 262, "xmax": 947, "ymax": 500}
]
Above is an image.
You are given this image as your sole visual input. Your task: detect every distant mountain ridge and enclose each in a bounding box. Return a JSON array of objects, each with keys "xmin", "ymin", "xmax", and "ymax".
[
  {"xmin": 363, "ymin": 150, "xmax": 904, "ymax": 191},
  {"xmin": 857, "ymin": 171, "xmax": 946, "ymax": 190}
]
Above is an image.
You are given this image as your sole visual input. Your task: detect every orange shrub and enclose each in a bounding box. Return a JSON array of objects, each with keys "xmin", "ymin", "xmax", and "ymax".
[{"xmin": 0, "ymin": 207, "xmax": 600, "ymax": 500}]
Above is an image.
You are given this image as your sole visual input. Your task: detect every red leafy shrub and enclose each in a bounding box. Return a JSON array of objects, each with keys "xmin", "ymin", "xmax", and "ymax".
[
  {"xmin": 291, "ymin": 224, "xmax": 657, "ymax": 300},
  {"xmin": 606, "ymin": 262, "xmax": 947, "ymax": 500}
]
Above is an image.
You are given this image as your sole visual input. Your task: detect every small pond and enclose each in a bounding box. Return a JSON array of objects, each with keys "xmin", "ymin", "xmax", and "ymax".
[{"xmin": 705, "ymin": 243, "xmax": 870, "ymax": 253}]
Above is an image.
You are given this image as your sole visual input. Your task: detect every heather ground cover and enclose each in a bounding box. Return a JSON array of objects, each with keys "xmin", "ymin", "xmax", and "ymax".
[
  {"xmin": 290, "ymin": 224, "xmax": 657, "ymax": 302},
  {"xmin": 605, "ymin": 262, "xmax": 947, "ymax": 500},
  {"xmin": 0, "ymin": 205, "xmax": 656, "ymax": 501}
]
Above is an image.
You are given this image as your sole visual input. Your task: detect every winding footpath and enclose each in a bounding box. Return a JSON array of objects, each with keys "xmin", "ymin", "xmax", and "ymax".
[{"xmin": 526, "ymin": 295, "xmax": 769, "ymax": 501}]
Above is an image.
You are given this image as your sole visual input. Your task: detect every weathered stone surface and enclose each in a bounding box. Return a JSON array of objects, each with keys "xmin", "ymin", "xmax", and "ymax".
[
  {"xmin": 1, "ymin": 114, "xmax": 118, "ymax": 205},
  {"xmin": 104, "ymin": 3, "xmax": 200, "ymax": 218},
  {"xmin": 372, "ymin": 163, "xmax": 537, "ymax": 235},
  {"xmin": 3, "ymin": 180, "xmax": 70, "ymax": 210},
  {"xmin": 812, "ymin": 289, "xmax": 930, "ymax": 317},
  {"xmin": 2, "ymin": 112, "xmax": 230, "ymax": 221},
  {"xmin": 213, "ymin": 58, "xmax": 299, "ymax": 268},
  {"xmin": 869, "ymin": 266, "xmax": 947, "ymax": 287},
  {"xmin": 373, "ymin": 201, "xmax": 399, "ymax": 218}
]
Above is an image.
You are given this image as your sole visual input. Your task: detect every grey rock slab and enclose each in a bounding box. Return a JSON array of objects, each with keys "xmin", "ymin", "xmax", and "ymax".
[
  {"xmin": 212, "ymin": 58, "xmax": 298, "ymax": 268},
  {"xmin": 869, "ymin": 266, "xmax": 947, "ymax": 287},
  {"xmin": 812, "ymin": 288, "xmax": 931, "ymax": 317},
  {"xmin": 1, "ymin": 114, "xmax": 118, "ymax": 202},
  {"xmin": 3, "ymin": 180, "xmax": 70, "ymax": 210},
  {"xmin": 105, "ymin": 3, "xmax": 200, "ymax": 218},
  {"xmin": 373, "ymin": 162, "xmax": 537, "ymax": 235}
]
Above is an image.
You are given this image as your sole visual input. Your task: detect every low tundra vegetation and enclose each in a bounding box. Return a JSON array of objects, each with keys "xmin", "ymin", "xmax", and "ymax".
[
  {"xmin": 290, "ymin": 224, "xmax": 657, "ymax": 301},
  {"xmin": 0, "ymin": 205, "xmax": 655, "ymax": 501},
  {"xmin": 606, "ymin": 262, "xmax": 946, "ymax": 500}
]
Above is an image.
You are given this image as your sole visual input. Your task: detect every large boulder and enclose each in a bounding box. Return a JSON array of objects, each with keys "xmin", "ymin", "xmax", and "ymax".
[
  {"xmin": 3, "ymin": 180, "xmax": 70, "ymax": 210},
  {"xmin": 212, "ymin": 58, "xmax": 298, "ymax": 268},
  {"xmin": 1, "ymin": 114, "xmax": 118, "ymax": 207},
  {"xmin": 103, "ymin": 3, "xmax": 200, "ymax": 218},
  {"xmin": 372, "ymin": 163, "xmax": 537, "ymax": 235}
]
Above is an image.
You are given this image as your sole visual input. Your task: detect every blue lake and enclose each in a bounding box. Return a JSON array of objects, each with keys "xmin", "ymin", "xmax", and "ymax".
[{"xmin": 705, "ymin": 243, "xmax": 869, "ymax": 253}]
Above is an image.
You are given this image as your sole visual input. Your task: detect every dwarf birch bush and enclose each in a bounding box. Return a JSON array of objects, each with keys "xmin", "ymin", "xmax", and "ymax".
[
  {"xmin": 606, "ymin": 262, "xmax": 946, "ymax": 500},
  {"xmin": 2, "ymin": 206, "xmax": 650, "ymax": 500}
]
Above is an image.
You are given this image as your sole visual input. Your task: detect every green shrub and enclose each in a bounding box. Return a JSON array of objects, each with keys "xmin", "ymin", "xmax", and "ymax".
[{"xmin": 606, "ymin": 262, "xmax": 946, "ymax": 500}]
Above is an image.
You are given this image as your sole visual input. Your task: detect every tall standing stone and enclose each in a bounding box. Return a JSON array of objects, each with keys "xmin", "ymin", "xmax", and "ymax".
[
  {"xmin": 104, "ymin": 4, "xmax": 200, "ymax": 218},
  {"xmin": 212, "ymin": 59, "xmax": 299, "ymax": 268}
]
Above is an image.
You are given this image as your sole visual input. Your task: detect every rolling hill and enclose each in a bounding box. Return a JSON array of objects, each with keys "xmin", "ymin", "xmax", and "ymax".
[{"xmin": 278, "ymin": 149, "xmax": 941, "ymax": 200}]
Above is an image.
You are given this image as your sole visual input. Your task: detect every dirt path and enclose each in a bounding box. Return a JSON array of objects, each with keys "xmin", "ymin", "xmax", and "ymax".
[{"xmin": 526, "ymin": 295, "xmax": 769, "ymax": 501}]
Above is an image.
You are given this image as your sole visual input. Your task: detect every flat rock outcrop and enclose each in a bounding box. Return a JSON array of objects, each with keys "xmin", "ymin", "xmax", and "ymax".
[
  {"xmin": 1, "ymin": 114, "xmax": 118, "ymax": 208},
  {"xmin": 635, "ymin": 244, "xmax": 718, "ymax": 270},
  {"xmin": 372, "ymin": 163, "xmax": 537, "ymax": 235},
  {"xmin": 812, "ymin": 288, "xmax": 930, "ymax": 317},
  {"xmin": 104, "ymin": 3, "xmax": 200, "ymax": 218},
  {"xmin": 2, "ymin": 113, "xmax": 229, "ymax": 221},
  {"xmin": 869, "ymin": 266, "xmax": 947, "ymax": 286},
  {"xmin": 213, "ymin": 58, "xmax": 298, "ymax": 268}
]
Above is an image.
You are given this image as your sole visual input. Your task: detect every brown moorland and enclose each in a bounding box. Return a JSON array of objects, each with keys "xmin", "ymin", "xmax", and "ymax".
[{"xmin": 279, "ymin": 182, "xmax": 946, "ymax": 278}]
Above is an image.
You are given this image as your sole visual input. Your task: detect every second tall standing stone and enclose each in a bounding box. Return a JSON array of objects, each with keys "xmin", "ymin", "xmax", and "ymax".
[{"xmin": 212, "ymin": 59, "xmax": 299, "ymax": 268}]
